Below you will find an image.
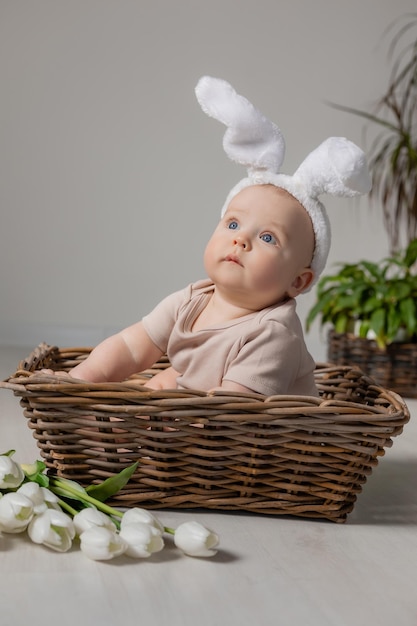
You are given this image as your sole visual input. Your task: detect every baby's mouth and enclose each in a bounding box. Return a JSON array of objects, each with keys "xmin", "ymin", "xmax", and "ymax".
[{"xmin": 225, "ymin": 254, "xmax": 243, "ymax": 266}]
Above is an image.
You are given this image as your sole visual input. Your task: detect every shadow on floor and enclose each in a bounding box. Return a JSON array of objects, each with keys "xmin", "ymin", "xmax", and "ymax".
[{"xmin": 349, "ymin": 458, "xmax": 417, "ymax": 525}]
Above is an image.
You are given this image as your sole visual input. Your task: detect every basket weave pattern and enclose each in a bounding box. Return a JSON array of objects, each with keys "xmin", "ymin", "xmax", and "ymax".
[
  {"xmin": 328, "ymin": 330, "xmax": 417, "ymax": 398},
  {"xmin": 1, "ymin": 343, "xmax": 409, "ymax": 523}
]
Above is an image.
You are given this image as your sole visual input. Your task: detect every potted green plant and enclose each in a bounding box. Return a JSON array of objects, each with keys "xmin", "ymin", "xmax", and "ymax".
[
  {"xmin": 306, "ymin": 238, "xmax": 417, "ymax": 349},
  {"xmin": 306, "ymin": 240, "xmax": 417, "ymax": 397},
  {"xmin": 306, "ymin": 14, "xmax": 417, "ymax": 397}
]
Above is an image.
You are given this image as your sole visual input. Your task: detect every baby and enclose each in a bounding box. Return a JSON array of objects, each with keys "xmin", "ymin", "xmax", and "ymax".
[{"xmin": 69, "ymin": 77, "xmax": 372, "ymax": 396}]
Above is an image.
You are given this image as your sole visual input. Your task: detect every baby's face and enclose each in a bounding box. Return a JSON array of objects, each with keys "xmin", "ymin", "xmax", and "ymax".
[{"xmin": 204, "ymin": 184, "xmax": 315, "ymax": 310}]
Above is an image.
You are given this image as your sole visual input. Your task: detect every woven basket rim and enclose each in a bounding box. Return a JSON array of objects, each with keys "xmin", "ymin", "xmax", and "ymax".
[{"xmin": 0, "ymin": 341, "xmax": 408, "ymax": 401}]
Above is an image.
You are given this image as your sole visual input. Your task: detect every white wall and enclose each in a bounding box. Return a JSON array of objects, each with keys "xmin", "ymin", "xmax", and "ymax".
[{"xmin": 1, "ymin": 0, "xmax": 415, "ymax": 361}]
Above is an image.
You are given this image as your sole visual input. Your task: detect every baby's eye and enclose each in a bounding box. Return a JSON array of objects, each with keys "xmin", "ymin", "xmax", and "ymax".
[
  {"xmin": 260, "ymin": 232, "xmax": 277, "ymax": 245},
  {"xmin": 227, "ymin": 220, "xmax": 239, "ymax": 231}
]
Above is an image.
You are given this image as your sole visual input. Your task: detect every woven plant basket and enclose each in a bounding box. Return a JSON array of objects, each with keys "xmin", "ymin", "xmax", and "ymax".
[
  {"xmin": 328, "ymin": 330, "xmax": 417, "ymax": 398},
  {"xmin": 0, "ymin": 343, "xmax": 410, "ymax": 523}
]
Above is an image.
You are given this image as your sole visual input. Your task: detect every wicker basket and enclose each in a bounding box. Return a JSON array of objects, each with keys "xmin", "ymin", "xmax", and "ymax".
[
  {"xmin": 0, "ymin": 343, "xmax": 410, "ymax": 523},
  {"xmin": 328, "ymin": 330, "xmax": 417, "ymax": 398}
]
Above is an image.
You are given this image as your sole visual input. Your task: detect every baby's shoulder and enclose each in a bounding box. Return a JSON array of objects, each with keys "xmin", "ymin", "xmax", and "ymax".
[
  {"xmin": 252, "ymin": 299, "xmax": 305, "ymax": 342},
  {"xmin": 257, "ymin": 298, "xmax": 298, "ymax": 325}
]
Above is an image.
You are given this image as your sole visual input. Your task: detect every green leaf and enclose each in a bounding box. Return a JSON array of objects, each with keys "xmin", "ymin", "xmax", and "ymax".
[
  {"xmin": 358, "ymin": 320, "xmax": 371, "ymax": 338},
  {"xmin": 386, "ymin": 304, "xmax": 401, "ymax": 341},
  {"xmin": 21, "ymin": 460, "xmax": 49, "ymax": 488},
  {"xmin": 51, "ymin": 477, "xmax": 88, "ymax": 500},
  {"xmin": 306, "ymin": 291, "xmax": 343, "ymax": 328},
  {"xmin": 86, "ymin": 462, "xmax": 138, "ymax": 502},
  {"xmin": 334, "ymin": 313, "xmax": 350, "ymax": 334},
  {"xmin": 404, "ymin": 239, "xmax": 417, "ymax": 267},
  {"xmin": 360, "ymin": 260, "xmax": 384, "ymax": 280},
  {"xmin": 370, "ymin": 308, "xmax": 387, "ymax": 347},
  {"xmin": 305, "ymin": 298, "xmax": 327, "ymax": 330},
  {"xmin": 362, "ymin": 296, "xmax": 381, "ymax": 313},
  {"xmin": 1, "ymin": 449, "xmax": 16, "ymax": 457},
  {"xmin": 386, "ymin": 281, "xmax": 411, "ymax": 301},
  {"xmin": 399, "ymin": 297, "xmax": 417, "ymax": 335},
  {"xmin": 332, "ymin": 293, "xmax": 361, "ymax": 312}
]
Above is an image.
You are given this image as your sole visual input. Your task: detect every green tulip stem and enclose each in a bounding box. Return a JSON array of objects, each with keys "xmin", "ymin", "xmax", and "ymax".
[
  {"xmin": 57, "ymin": 498, "xmax": 78, "ymax": 517},
  {"xmin": 49, "ymin": 477, "xmax": 123, "ymax": 520}
]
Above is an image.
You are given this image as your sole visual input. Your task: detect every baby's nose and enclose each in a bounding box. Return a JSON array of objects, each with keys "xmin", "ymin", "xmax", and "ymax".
[{"xmin": 233, "ymin": 234, "xmax": 251, "ymax": 250}]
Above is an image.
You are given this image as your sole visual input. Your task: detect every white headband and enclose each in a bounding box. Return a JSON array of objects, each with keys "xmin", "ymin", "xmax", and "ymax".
[{"xmin": 195, "ymin": 76, "xmax": 372, "ymax": 287}]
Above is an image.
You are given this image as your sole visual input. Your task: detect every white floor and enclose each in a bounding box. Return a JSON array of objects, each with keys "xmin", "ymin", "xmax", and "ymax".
[{"xmin": 1, "ymin": 345, "xmax": 416, "ymax": 626}]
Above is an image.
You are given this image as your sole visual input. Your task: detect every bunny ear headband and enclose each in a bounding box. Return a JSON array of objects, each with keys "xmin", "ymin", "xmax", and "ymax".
[{"xmin": 195, "ymin": 76, "xmax": 372, "ymax": 288}]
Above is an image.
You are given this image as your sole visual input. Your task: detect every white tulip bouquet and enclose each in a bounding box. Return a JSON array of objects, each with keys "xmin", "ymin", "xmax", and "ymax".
[{"xmin": 0, "ymin": 451, "xmax": 219, "ymax": 560}]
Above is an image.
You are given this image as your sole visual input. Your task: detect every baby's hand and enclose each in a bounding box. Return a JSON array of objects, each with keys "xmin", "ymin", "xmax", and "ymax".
[{"xmin": 145, "ymin": 366, "xmax": 179, "ymax": 390}]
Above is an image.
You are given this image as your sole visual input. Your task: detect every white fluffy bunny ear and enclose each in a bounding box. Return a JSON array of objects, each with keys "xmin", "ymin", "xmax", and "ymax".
[
  {"xmin": 195, "ymin": 76, "xmax": 285, "ymax": 174},
  {"xmin": 293, "ymin": 137, "xmax": 372, "ymax": 199}
]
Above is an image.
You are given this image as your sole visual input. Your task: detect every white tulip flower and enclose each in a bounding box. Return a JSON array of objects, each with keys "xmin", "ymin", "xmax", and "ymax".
[
  {"xmin": 174, "ymin": 521, "xmax": 219, "ymax": 557},
  {"xmin": 17, "ymin": 482, "xmax": 60, "ymax": 514},
  {"xmin": 28, "ymin": 509, "xmax": 75, "ymax": 552},
  {"xmin": 73, "ymin": 507, "xmax": 117, "ymax": 535},
  {"xmin": 0, "ymin": 456, "xmax": 24, "ymax": 490},
  {"xmin": 121, "ymin": 507, "xmax": 164, "ymax": 534},
  {"xmin": 119, "ymin": 522, "xmax": 165, "ymax": 558},
  {"xmin": 0, "ymin": 492, "xmax": 34, "ymax": 533},
  {"xmin": 1, "ymin": 449, "xmax": 222, "ymax": 563},
  {"xmin": 79, "ymin": 526, "xmax": 127, "ymax": 560}
]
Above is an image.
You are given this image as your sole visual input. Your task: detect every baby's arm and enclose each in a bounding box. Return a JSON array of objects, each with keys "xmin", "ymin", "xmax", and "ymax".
[
  {"xmin": 69, "ymin": 321, "xmax": 163, "ymax": 382},
  {"xmin": 145, "ymin": 366, "xmax": 180, "ymax": 390}
]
